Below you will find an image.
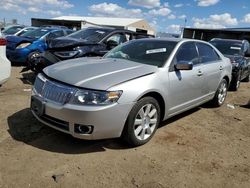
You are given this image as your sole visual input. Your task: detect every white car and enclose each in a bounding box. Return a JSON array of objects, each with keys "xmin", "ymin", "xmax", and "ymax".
[{"xmin": 0, "ymin": 32, "xmax": 11, "ymax": 86}]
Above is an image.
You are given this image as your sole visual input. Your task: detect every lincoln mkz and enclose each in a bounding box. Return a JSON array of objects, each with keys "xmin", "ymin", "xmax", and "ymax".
[{"xmin": 31, "ymin": 38, "xmax": 232, "ymax": 146}]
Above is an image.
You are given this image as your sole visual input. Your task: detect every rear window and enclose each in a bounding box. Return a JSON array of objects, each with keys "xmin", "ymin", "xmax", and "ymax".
[{"xmin": 105, "ymin": 40, "xmax": 177, "ymax": 67}]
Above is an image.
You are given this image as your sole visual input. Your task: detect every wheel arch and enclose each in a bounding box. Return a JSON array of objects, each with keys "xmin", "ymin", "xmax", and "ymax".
[{"xmin": 138, "ymin": 91, "xmax": 165, "ymax": 121}]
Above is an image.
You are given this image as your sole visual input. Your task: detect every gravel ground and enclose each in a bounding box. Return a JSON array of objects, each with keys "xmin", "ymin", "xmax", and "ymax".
[{"xmin": 0, "ymin": 66, "xmax": 249, "ymax": 188}]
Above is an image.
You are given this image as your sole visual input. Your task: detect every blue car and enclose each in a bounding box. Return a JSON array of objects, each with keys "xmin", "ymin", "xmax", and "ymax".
[{"xmin": 6, "ymin": 27, "xmax": 73, "ymax": 65}]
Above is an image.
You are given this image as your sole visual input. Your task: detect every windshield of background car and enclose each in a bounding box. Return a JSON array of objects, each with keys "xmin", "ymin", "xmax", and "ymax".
[
  {"xmin": 20, "ymin": 28, "xmax": 52, "ymax": 39},
  {"xmin": 3, "ymin": 26, "xmax": 23, "ymax": 35},
  {"xmin": 104, "ymin": 40, "xmax": 177, "ymax": 67},
  {"xmin": 67, "ymin": 28, "xmax": 108, "ymax": 42},
  {"xmin": 210, "ymin": 40, "xmax": 242, "ymax": 56}
]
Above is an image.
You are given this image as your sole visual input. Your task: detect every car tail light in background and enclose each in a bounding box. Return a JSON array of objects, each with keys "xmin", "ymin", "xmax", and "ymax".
[{"xmin": 0, "ymin": 38, "xmax": 7, "ymax": 46}]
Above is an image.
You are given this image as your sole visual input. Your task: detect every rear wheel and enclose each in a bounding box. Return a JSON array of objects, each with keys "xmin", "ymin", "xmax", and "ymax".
[
  {"xmin": 211, "ymin": 79, "xmax": 228, "ymax": 107},
  {"xmin": 242, "ymin": 74, "xmax": 249, "ymax": 82},
  {"xmin": 122, "ymin": 97, "xmax": 160, "ymax": 146}
]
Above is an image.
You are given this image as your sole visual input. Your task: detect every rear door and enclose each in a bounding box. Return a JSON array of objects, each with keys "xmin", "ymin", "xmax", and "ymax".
[
  {"xmin": 196, "ymin": 42, "xmax": 223, "ymax": 94},
  {"xmin": 168, "ymin": 42, "xmax": 205, "ymax": 115}
]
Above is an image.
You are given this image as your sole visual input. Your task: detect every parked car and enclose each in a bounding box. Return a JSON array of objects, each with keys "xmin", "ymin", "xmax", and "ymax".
[
  {"xmin": 0, "ymin": 32, "xmax": 11, "ymax": 86},
  {"xmin": 31, "ymin": 38, "xmax": 232, "ymax": 146},
  {"xmin": 32, "ymin": 27, "xmax": 154, "ymax": 72},
  {"xmin": 14, "ymin": 26, "xmax": 38, "ymax": 36},
  {"xmin": 6, "ymin": 27, "xmax": 73, "ymax": 65},
  {"xmin": 210, "ymin": 38, "xmax": 250, "ymax": 90},
  {"xmin": 1, "ymin": 25, "xmax": 25, "ymax": 36}
]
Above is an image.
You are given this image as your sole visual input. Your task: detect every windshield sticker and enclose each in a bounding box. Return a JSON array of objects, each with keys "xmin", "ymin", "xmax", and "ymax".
[
  {"xmin": 146, "ymin": 48, "xmax": 166, "ymax": 54},
  {"xmin": 230, "ymin": 46, "xmax": 241, "ymax": 50},
  {"xmin": 96, "ymin": 31, "xmax": 105, "ymax": 34}
]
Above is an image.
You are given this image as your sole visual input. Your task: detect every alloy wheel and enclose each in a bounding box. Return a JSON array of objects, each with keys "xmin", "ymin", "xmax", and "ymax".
[
  {"xmin": 218, "ymin": 82, "xmax": 227, "ymax": 105},
  {"xmin": 133, "ymin": 104, "xmax": 158, "ymax": 141}
]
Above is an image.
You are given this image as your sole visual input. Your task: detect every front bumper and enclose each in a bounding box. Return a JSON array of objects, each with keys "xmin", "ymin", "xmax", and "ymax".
[
  {"xmin": 31, "ymin": 94, "xmax": 134, "ymax": 140},
  {"xmin": 6, "ymin": 48, "xmax": 30, "ymax": 63}
]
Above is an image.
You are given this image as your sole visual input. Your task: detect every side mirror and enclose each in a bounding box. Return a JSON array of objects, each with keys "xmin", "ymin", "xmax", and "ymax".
[
  {"xmin": 175, "ymin": 61, "xmax": 193, "ymax": 70},
  {"xmin": 107, "ymin": 40, "xmax": 118, "ymax": 49}
]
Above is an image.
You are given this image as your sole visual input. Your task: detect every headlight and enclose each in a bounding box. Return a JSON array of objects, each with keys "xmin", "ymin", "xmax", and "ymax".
[
  {"xmin": 70, "ymin": 89, "xmax": 122, "ymax": 105},
  {"xmin": 16, "ymin": 42, "xmax": 31, "ymax": 49}
]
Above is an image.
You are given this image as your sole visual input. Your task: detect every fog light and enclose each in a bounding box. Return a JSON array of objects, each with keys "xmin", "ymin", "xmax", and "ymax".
[{"xmin": 74, "ymin": 124, "xmax": 93, "ymax": 134}]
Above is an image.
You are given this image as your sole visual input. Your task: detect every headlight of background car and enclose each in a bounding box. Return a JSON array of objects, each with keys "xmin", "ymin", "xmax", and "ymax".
[
  {"xmin": 70, "ymin": 89, "xmax": 122, "ymax": 105},
  {"xmin": 16, "ymin": 42, "xmax": 31, "ymax": 49}
]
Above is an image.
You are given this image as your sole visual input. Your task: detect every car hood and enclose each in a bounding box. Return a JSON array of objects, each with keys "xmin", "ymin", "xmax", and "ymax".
[
  {"xmin": 49, "ymin": 37, "xmax": 97, "ymax": 49},
  {"xmin": 43, "ymin": 58, "xmax": 158, "ymax": 90},
  {"xmin": 6, "ymin": 35, "xmax": 36, "ymax": 44}
]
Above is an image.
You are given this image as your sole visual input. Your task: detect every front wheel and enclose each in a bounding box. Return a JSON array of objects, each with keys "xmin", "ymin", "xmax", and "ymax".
[
  {"xmin": 28, "ymin": 51, "xmax": 41, "ymax": 70},
  {"xmin": 122, "ymin": 97, "xmax": 161, "ymax": 147},
  {"xmin": 211, "ymin": 79, "xmax": 228, "ymax": 107}
]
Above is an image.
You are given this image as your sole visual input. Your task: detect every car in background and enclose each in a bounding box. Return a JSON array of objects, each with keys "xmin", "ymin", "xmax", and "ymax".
[
  {"xmin": 210, "ymin": 38, "xmax": 250, "ymax": 91},
  {"xmin": 6, "ymin": 27, "xmax": 73, "ymax": 65},
  {"xmin": 32, "ymin": 27, "xmax": 154, "ymax": 71},
  {"xmin": 1, "ymin": 25, "xmax": 25, "ymax": 36},
  {"xmin": 0, "ymin": 32, "xmax": 11, "ymax": 86},
  {"xmin": 31, "ymin": 38, "xmax": 231, "ymax": 146},
  {"xmin": 14, "ymin": 26, "xmax": 38, "ymax": 36}
]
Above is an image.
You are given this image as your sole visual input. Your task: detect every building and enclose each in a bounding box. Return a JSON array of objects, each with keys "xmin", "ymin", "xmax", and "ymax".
[
  {"xmin": 182, "ymin": 27, "xmax": 250, "ymax": 41},
  {"xmin": 31, "ymin": 16, "xmax": 155, "ymax": 35}
]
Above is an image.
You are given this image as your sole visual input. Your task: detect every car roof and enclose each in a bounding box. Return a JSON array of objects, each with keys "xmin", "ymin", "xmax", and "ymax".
[
  {"xmin": 133, "ymin": 37, "xmax": 207, "ymax": 43},
  {"xmin": 210, "ymin": 38, "xmax": 245, "ymax": 43}
]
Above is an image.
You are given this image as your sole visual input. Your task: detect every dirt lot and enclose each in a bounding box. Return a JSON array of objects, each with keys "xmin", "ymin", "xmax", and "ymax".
[{"xmin": 0, "ymin": 66, "xmax": 249, "ymax": 188}]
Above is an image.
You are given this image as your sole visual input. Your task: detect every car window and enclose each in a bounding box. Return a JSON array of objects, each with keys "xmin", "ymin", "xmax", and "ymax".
[
  {"xmin": 21, "ymin": 28, "xmax": 51, "ymax": 39},
  {"xmin": 3, "ymin": 26, "xmax": 23, "ymax": 35},
  {"xmin": 67, "ymin": 28, "xmax": 108, "ymax": 42},
  {"xmin": 66, "ymin": 29, "xmax": 74, "ymax": 35},
  {"xmin": 107, "ymin": 34, "xmax": 127, "ymax": 45},
  {"xmin": 175, "ymin": 42, "xmax": 199, "ymax": 65},
  {"xmin": 50, "ymin": 30, "xmax": 64, "ymax": 39},
  {"xmin": 197, "ymin": 42, "xmax": 221, "ymax": 63}
]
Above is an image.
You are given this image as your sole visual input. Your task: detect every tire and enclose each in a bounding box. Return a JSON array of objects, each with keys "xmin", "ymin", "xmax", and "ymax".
[
  {"xmin": 211, "ymin": 79, "xmax": 228, "ymax": 107},
  {"xmin": 242, "ymin": 74, "xmax": 249, "ymax": 82},
  {"xmin": 230, "ymin": 74, "xmax": 241, "ymax": 91},
  {"xmin": 28, "ymin": 51, "xmax": 41, "ymax": 70},
  {"xmin": 122, "ymin": 97, "xmax": 161, "ymax": 147}
]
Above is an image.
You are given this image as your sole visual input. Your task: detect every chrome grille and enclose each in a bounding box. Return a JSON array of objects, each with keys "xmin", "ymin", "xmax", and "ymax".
[{"xmin": 33, "ymin": 74, "xmax": 76, "ymax": 104}]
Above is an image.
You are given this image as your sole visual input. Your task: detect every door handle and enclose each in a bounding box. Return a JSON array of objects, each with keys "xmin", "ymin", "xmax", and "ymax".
[
  {"xmin": 197, "ymin": 70, "xmax": 203, "ymax": 76},
  {"xmin": 219, "ymin": 66, "xmax": 223, "ymax": 70}
]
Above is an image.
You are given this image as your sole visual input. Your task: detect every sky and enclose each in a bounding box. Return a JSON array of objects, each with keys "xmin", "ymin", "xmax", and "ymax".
[{"xmin": 1, "ymin": 0, "xmax": 250, "ymax": 33}]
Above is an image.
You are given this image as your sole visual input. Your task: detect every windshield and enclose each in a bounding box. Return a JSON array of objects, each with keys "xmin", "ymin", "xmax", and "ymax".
[
  {"xmin": 3, "ymin": 26, "xmax": 24, "ymax": 35},
  {"xmin": 210, "ymin": 40, "xmax": 242, "ymax": 56},
  {"xmin": 67, "ymin": 28, "xmax": 108, "ymax": 42},
  {"xmin": 105, "ymin": 40, "xmax": 177, "ymax": 67},
  {"xmin": 20, "ymin": 28, "xmax": 52, "ymax": 39}
]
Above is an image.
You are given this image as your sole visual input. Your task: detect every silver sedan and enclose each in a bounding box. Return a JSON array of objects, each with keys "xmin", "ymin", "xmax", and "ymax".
[{"xmin": 31, "ymin": 38, "xmax": 232, "ymax": 146}]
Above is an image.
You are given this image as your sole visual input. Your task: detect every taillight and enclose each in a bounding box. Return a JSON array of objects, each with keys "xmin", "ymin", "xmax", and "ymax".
[{"xmin": 0, "ymin": 38, "xmax": 7, "ymax": 46}]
